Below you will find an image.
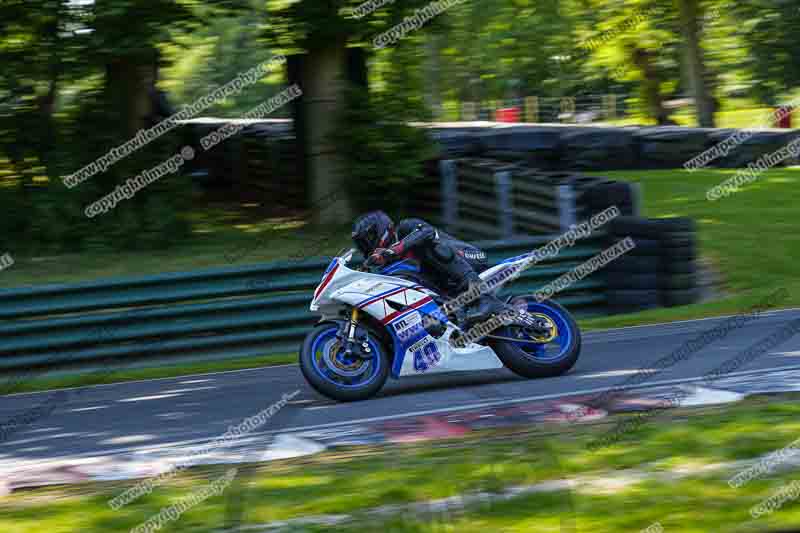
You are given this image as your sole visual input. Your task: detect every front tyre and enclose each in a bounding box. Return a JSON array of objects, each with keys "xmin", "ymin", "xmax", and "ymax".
[
  {"xmin": 300, "ymin": 323, "xmax": 390, "ymax": 402},
  {"xmin": 490, "ymin": 298, "xmax": 581, "ymax": 378}
]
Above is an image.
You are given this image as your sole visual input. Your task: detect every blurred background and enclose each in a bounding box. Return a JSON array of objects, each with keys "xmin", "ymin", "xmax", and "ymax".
[
  {"xmin": 3, "ymin": 3, "xmax": 800, "ymax": 533},
  {"xmin": 1, "ymin": 0, "xmax": 798, "ymax": 288}
]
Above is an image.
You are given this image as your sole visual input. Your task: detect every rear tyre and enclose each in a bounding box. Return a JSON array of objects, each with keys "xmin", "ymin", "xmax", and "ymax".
[
  {"xmin": 491, "ymin": 298, "xmax": 581, "ymax": 378},
  {"xmin": 605, "ymin": 255, "xmax": 660, "ymax": 273},
  {"xmin": 662, "ymin": 288, "xmax": 702, "ymax": 307},
  {"xmin": 607, "ymin": 289, "xmax": 661, "ymax": 308},
  {"xmin": 662, "ymin": 261, "xmax": 696, "ymax": 275},
  {"xmin": 300, "ymin": 322, "xmax": 390, "ymax": 402},
  {"xmin": 662, "ymin": 246, "xmax": 696, "ymax": 261},
  {"xmin": 660, "ymin": 273, "xmax": 696, "ymax": 290},
  {"xmin": 606, "ymin": 272, "xmax": 658, "ymax": 290},
  {"xmin": 610, "ymin": 216, "xmax": 695, "ymax": 238},
  {"xmin": 623, "ymin": 237, "xmax": 662, "ymax": 256}
]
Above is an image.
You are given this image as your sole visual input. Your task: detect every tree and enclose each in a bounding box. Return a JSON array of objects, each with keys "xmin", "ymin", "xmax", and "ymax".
[
  {"xmin": 263, "ymin": 0, "xmax": 442, "ymax": 223},
  {"xmin": 88, "ymin": 0, "xmax": 248, "ymax": 137},
  {"xmin": 0, "ymin": 0, "xmax": 87, "ymax": 167},
  {"xmin": 676, "ymin": 0, "xmax": 716, "ymax": 127},
  {"xmin": 732, "ymin": 0, "xmax": 800, "ymax": 104},
  {"xmin": 0, "ymin": 0, "xmax": 250, "ymax": 253}
]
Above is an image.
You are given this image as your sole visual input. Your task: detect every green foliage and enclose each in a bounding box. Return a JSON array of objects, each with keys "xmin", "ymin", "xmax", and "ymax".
[
  {"xmin": 0, "ymin": 82, "xmax": 193, "ymax": 254},
  {"xmin": 162, "ymin": 0, "xmax": 285, "ymax": 115},
  {"xmin": 0, "ymin": 0, "xmax": 249, "ymax": 254},
  {"xmin": 0, "ymin": 161, "xmax": 193, "ymax": 255},
  {"xmin": 332, "ymin": 84, "xmax": 436, "ymax": 215},
  {"xmin": 264, "ymin": 0, "xmax": 435, "ymax": 51},
  {"xmin": 730, "ymin": 0, "xmax": 800, "ymax": 103},
  {"xmin": 2, "ymin": 0, "xmax": 800, "ymax": 257}
]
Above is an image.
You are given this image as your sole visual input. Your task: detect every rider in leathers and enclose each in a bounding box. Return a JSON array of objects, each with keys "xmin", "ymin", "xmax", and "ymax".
[{"xmin": 352, "ymin": 211, "xmax": 513, "ymax": 324}]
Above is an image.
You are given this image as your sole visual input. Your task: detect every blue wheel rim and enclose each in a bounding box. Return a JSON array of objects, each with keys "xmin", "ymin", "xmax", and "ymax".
[
  {"xmin": 500, "ymin": 301, "xmax": 572, "ymax": 362},
  {"xmin": 310, "ymin": 326, "xmax": 382, "ymax": 389}
]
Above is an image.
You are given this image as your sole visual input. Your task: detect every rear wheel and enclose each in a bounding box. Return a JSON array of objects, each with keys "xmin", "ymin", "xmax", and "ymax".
[
  {"xmin": 300, "ymin": 323, "xmax": 390, "ymax": 402},
  {"xmin": 490, "ymin": 298, "xmax": 581, "ymax": 378}
]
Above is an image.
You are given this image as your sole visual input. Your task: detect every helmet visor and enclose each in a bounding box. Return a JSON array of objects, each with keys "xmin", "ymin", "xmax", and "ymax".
[{"xmin": 353, "ymin": 226, "xmax": 379, "ymax": 256}]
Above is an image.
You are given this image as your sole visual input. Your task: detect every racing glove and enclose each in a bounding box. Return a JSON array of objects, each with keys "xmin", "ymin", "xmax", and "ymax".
[{"xmin": 366, "ymin": 248, "xmax": 397, "ymax": 267}]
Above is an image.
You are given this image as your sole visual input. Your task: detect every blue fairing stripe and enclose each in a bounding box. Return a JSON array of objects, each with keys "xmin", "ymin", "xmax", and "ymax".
[
  {"xmin": 323, "ymin": 258, "xmax": 338, "ymax": 275},
  {"xmin": 500, "ymin": 252, "xmax": 532, "ymax": 264},
  {"xmin": 381, "ymin": 260, "xmax": 420, "ymax": 275}
]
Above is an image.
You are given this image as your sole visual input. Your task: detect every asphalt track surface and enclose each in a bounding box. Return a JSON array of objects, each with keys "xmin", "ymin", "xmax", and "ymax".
[{"xmin": 3, "ymin": 308, "xmax": 800, "ymax": 469}]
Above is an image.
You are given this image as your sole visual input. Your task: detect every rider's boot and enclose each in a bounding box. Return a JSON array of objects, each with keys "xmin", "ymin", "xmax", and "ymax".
[
  {"xmin": 465, "ymin": 295, "xmax": 550, "ymax": 337},
  {"xmin": 464, "ymin": 292, "xmax": 509, "ymax": 325},
  {"xmin": 459, "ymin": 274, "xmax": 551, "ymax": 337}
]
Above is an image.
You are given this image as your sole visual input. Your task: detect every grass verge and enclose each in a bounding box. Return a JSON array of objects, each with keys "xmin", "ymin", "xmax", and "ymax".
[
  {"xmin": 0, "ymin": 208, "xmax": 351, "ymax": 289},
  {"xmin": 4, "ymin": 394, "xmax": 800, "ymax": 532},
  {"xmin": 581, "ymin": 167, "xmax": 800, "ymax": 330}
]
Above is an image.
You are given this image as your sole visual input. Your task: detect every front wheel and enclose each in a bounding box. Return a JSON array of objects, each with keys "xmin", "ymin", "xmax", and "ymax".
[
  {"xmin": 300, "ymin": 322, "xmax": 390, "ymax": 402},
  {"xmin": 490, "ymin": 297, "xmax": 581, "ymax": 379}
]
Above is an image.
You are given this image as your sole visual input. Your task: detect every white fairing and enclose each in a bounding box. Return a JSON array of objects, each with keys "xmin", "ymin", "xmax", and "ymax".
[
  {"xmin": 478, "ymin": 254, "xmax": 532, "ymax": 291},
  {"xmin": 394, "ymin": 324, "xmax": 503, "ymax": 376},
  {"xmin": 310, "ymin": 251, "xmax": 503, "ymax": 377}
]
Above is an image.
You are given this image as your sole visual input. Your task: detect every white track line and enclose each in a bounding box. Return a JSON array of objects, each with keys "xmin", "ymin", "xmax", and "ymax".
[
  {"xmin": 1, "ymin": 363, "xmax": 298, "ymax": 398},
  {"xmin": 271, "ymin": 362, "xmax": 800, "ymax": 435},
  {"xmin": 587, "ymin": 307, "xmax": 800, "ymax": 333}
]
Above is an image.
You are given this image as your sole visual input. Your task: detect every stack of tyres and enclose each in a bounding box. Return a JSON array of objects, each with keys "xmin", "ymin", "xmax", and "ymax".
[
  {"xmin": 659, "ymin": 217, "xmax": 699, "ymax": 307},
  {"xmin": 583, "ymin": 180, "xmax": 638, "ymax": 217},
  {"xmin": 604, "ymin": 216, "xmax": 699, "ymax": 313},
  {"xmin": 605, "ymin": 217, "xmax": 662, "ymax": 313},
  {"xmin": 560, "ymin": 127, "xmax": 637, "ymax": 170},
  {"xmin": 634, "ymin": 127, "xmax": 713, "ymax": 169}
]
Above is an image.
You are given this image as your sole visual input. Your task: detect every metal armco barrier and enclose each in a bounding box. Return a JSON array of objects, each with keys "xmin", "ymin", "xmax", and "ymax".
[{"xmin": 0, "ymin": 236, "xmax": 609, "ymax": 377}]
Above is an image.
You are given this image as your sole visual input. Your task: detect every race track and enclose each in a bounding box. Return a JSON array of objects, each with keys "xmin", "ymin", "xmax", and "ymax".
[{"xmin": 3, "ymin": 308, "xmax": 800, "ymax": 485}]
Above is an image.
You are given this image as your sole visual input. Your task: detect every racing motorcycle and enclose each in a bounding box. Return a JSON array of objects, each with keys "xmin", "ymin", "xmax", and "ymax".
[{"xmin": 300, "ymin": 249, "xmax": 581, "ymax": 401}]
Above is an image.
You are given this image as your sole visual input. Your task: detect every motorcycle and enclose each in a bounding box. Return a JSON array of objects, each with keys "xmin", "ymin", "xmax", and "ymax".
[{"xmin": 299, "ymin": 248, "xmax": 581, "ymax": 401}]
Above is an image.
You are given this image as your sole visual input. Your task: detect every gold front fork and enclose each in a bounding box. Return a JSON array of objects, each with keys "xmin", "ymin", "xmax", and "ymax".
[{"xmin": 347, "ymin": 307, "xmax": 360, "ymax": 343}]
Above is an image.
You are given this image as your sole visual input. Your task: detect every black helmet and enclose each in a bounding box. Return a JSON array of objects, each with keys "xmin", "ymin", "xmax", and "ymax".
[{"xmin": 352, "ymin": 211, "xmax": 396, "ymax": 256}]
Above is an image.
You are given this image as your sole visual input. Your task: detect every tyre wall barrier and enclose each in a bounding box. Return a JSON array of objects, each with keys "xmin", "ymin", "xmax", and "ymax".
[
  {"xmin": 428, "ymin": 123, "xmax": 800, "ymax": 171},
  {"xmin": 605, "ymin": 216, "xmax": 699, "ymax": 313},
  {"xmin": 0, "ymin": 236, "xmax": 610, "ymax": 379}
]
